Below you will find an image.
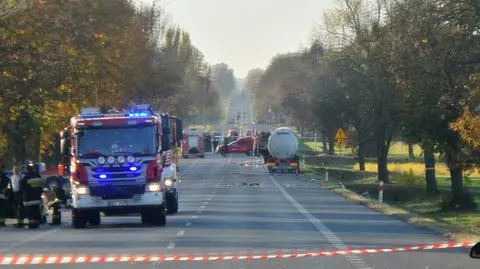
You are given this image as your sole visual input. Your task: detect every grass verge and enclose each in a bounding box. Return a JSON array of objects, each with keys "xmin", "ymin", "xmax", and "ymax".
[{"xmin": 306, "ymin": 167, "xmax": 480, "ymax": 242}]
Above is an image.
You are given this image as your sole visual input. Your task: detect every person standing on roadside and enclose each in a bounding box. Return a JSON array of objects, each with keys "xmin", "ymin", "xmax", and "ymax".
[
  {"xmin": 21, "ymin": 162, "xmax": 43, "ymax": 229},
  {"xmin": 10, "ymin": 165, "xmax": 24, "ymax": 228},
  {"xmin": 0, "ymin": 162, "xmax": 11, "ymax": 227}
]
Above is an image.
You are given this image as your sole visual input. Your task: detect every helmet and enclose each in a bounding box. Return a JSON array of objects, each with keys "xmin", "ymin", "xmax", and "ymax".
[{"xmin": 24, "ymin": 160, "xmax": 35, "ymax": 173}]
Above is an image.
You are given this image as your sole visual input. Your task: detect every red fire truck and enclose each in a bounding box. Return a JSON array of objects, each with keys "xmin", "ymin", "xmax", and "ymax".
[
  {"xmin": 182, "ymin": 128, "xmax": 205, "ymax": 158},
  {"xmin": 53, "ymin": 104, "xmax": 182, "ymax": 229}
]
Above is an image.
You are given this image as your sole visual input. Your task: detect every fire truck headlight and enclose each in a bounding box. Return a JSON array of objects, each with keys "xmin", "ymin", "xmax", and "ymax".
[
  {"xmin": 147, "ymin": 183, "xmax": 162, "ymax": 192},
  {"xmin": 98, "ymin": 156, "xmax": 106, "ymax": 165},
  {"xmin": 164, "ymin": 178, "xmax": 173, "ymax": 188},
  {"xmin": 75, "ymin": 185, "xmax": 89, "ymax": 195},
  {"xmin": 117, "ymin": 156, "xmax": 125, "ymax": 164},
  {"xmin": 127, "ymin": 155, "xmax": 135, "ymax": 163},
  {"xmin": 107, "ymin": 156, "xmax": 115, "ymax": 165}
]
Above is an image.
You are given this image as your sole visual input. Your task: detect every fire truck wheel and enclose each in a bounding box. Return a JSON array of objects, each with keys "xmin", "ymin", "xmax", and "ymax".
[
  {"xmin": 141, "ymin": 212, "xmax": 152, "ymax": 224},
  {"xmin": 72, "ymin": 209, "xmax": 87, "ymax": 229},
  {"xmin": 88, "ymin": 211, "xmax": 101, "ymax": 226},
  {"xmin": 166, "ymin": 193, "xmax": 178, "ymax": 214},
  {"xmin": 151, "ymin": 209, "xmax": 166, "ymax": 226}
]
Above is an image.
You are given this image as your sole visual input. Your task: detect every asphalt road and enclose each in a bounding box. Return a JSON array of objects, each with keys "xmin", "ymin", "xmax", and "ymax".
[
  {"xmin": 0, "ymin": 155, "xmax": 477, "ymax": 269},
  {"xmin": 0, "ymin": 89, "xmax": 477, "ymax": 268}
]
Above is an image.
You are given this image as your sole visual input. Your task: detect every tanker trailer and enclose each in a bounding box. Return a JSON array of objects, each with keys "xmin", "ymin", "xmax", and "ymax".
[{"xmin": 266, "ymin": 127, "xmax": 300, "ymax": 174}]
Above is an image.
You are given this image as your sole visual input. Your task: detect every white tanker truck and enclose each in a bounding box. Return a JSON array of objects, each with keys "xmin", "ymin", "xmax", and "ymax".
[{"xmin": 264, "ymin": 127, "xmax": 300, "ymax": 174}]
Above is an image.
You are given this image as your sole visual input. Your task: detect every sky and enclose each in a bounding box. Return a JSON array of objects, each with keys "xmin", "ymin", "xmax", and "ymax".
[{"xmin": 137, "ymin": 0, "xmax": 337, "ymax": 78}]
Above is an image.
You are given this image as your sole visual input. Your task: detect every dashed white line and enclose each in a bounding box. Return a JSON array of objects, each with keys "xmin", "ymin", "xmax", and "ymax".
[
  {"xmin": 200, "ymin": 205, "xmax": 206, "ymax": 209},
  {"xmin": 176, "ymin": 230, "xmax": 185, "ymax": 237},
  {"xmin": 271, "ymin": 175, "xmax": 373, "ymax": 269},
  {"xmin": 192, "ymin": 215, "xmax": 198, "ymax": 219},
  {"xmin": 185, "ymin": 222, "xmax": 192, "ymax": 227}
]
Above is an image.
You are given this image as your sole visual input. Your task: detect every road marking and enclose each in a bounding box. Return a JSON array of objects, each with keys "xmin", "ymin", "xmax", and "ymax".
[
  {"xmin": 185, "ymin": 222, "xmax": 192, "ymax": 227},
  {"xmin": 0, "ymin": 228, "xmax": 59, "ymax": 253},
  {"xmin": 176, "ymin": 230, "xmax": 185, "ymax": 237},
  {"xmin": 192, "ymin": 215, "xmax": 198, "ymax": 219},
  {"xmin": 166, "ymin": 242, "xmax": 175, "ymax": 249},
  {"xmin": 200, "ymin": 205, "xmax": 206, "ymax": 209},
  {"xmin": 270, "ymin": 175, "xmax": 373, "ymax": 269}
]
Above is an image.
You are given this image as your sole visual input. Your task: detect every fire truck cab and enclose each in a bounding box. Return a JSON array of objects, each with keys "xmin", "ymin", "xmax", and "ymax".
[
  {"xmin": 182, "ymin": 128, "xmax": 205, "ymax": 158},
  {"xmin": 60, "ymin": 105, "xmax": 172, "ymax": 229}
]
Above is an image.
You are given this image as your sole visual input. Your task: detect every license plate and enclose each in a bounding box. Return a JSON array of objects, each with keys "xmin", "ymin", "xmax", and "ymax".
[{"xmin": 107, "ymin": 200, "xmax": 130, "ymax": 207}]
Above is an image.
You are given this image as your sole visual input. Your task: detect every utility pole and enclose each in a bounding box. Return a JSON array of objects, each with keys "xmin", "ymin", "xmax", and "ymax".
[{"xmin": 202, "ymin": 71, "xmax": 211, "ymax": 128}]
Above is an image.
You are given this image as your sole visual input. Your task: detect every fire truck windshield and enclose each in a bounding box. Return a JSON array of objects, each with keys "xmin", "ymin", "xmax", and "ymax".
[{"xmin": 76, "ymin": 125, "xmax": 157, "ymax": 157}]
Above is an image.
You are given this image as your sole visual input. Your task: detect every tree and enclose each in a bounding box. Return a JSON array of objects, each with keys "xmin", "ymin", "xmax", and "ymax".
[
  {"xmin": 0, "ymin": 0, "xmax": 221, "ymax": 165},
  {"xmin": 244, "ymin": 68, "xmax": 264, "ymax": 92},
  {"xmin": 210, "ymin": 63, "xmax": 236, "ymax": 97}
]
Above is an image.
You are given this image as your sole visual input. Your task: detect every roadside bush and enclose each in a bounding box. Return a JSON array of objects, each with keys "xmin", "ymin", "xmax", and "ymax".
[{"xmin": 441, "ymin": 191, "xmax": 477, "ymax": 211}]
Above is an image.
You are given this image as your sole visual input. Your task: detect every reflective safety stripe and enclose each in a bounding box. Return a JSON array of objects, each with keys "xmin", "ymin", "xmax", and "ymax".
[{"xmin": 23, "ymin": 200, "xmax": 42, "ymax": 206}]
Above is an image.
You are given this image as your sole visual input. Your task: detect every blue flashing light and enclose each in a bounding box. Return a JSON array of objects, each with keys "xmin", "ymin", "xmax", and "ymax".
[
  {"xmin": 129, "ymin": 167, "xmax": 138, "ymax": 171},
  {"xmin": 99, "ymin": 174, "xmax": 107, "ymax": 179},
  {"xmin": 128, "ymin": 104, "xmax": 153, "ymax": 118}
]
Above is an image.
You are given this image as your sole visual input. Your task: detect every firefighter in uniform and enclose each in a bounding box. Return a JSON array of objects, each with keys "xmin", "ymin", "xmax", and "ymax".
[
  {"xmin": 21, "ymin": 162, "xmax": 43, "ymax": 229},
  {"xmin": 212, "ymin": 135, "xmax": 219, "ymax": 155},
  {"xmin": 0, "ymin": 163, "xmax": 10, "ymax": 227},
  {"xmin": 10, "ymin": 165, "xmax": 25, "ymax": 228}
]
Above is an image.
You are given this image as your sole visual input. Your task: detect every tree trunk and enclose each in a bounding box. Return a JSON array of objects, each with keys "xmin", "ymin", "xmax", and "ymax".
[
  {"xmin": 322, "ymin": 137, "xmax": 328, "ymax": 154},
  {"xmin": 408, "ymin": 143, "xmax": 415, "ymax": 160},
  {"xmin": 376, "ymin": 128, "xmax": 389, "ymax": 183},
  {"xmin": 328, "ymin": 136, "xmax": 335, "ymax": 155},
  {"xmin": 449, "ymin": 166, "xmax": 463, "ymax": 204},
  {"xmin": 357, "ymin": 131, "xmax": 366, "ymax": 171},
  {"xmin": 423, "ymin": 141, "xmax": 438, "ymax": 195},
  {"xmin": 445, "ymin": 133, "xmax": 472, "ymax": 208},
  {"xmin": 358, "ymin": 141, "xmax": 366, "ymax": 171}
]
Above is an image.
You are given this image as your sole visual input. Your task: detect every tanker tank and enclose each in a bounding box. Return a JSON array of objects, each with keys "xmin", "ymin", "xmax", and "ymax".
[{"xmin": 265, "ymin": 127, "xmax": 300, "ymax": 174}]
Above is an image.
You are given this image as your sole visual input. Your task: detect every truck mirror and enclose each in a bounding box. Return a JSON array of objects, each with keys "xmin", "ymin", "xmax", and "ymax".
[
  {"xmin": 176, "ymin": 119, "xmax": 183, "ymax": 142},
  {"xmin": 60, "ymin": 129, "xmax": 71, "ymax": 156},
  {"xmin": 55, "ymin": 133, "xmax": 61, "ymax": 161}
]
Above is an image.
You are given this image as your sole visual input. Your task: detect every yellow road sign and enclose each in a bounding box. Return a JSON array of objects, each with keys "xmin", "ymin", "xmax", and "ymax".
[{"xmin": 335, "ymin": 128, "xmax": 346, "ymax": 146}]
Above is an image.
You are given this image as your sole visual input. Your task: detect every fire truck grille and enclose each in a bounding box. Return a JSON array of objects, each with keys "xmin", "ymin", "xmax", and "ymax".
[
  {"xmin": 91, "ymin": 166, "xmax": 140, "ymax": 173},
  {"xmin": 90, "ymin": 184, "xmax": 145, "ymax": 199}
]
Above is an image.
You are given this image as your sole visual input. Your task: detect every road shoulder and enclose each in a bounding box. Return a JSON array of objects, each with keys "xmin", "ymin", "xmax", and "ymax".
[{"xmin": 307, "ymin": 174, "xmax": 480, "ymax": 243}]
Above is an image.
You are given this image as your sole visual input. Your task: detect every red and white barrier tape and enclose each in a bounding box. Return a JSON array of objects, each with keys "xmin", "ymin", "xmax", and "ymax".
[{"xmin": 0, "ymin": 242, "xmax": 474, "ymax": 265}]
